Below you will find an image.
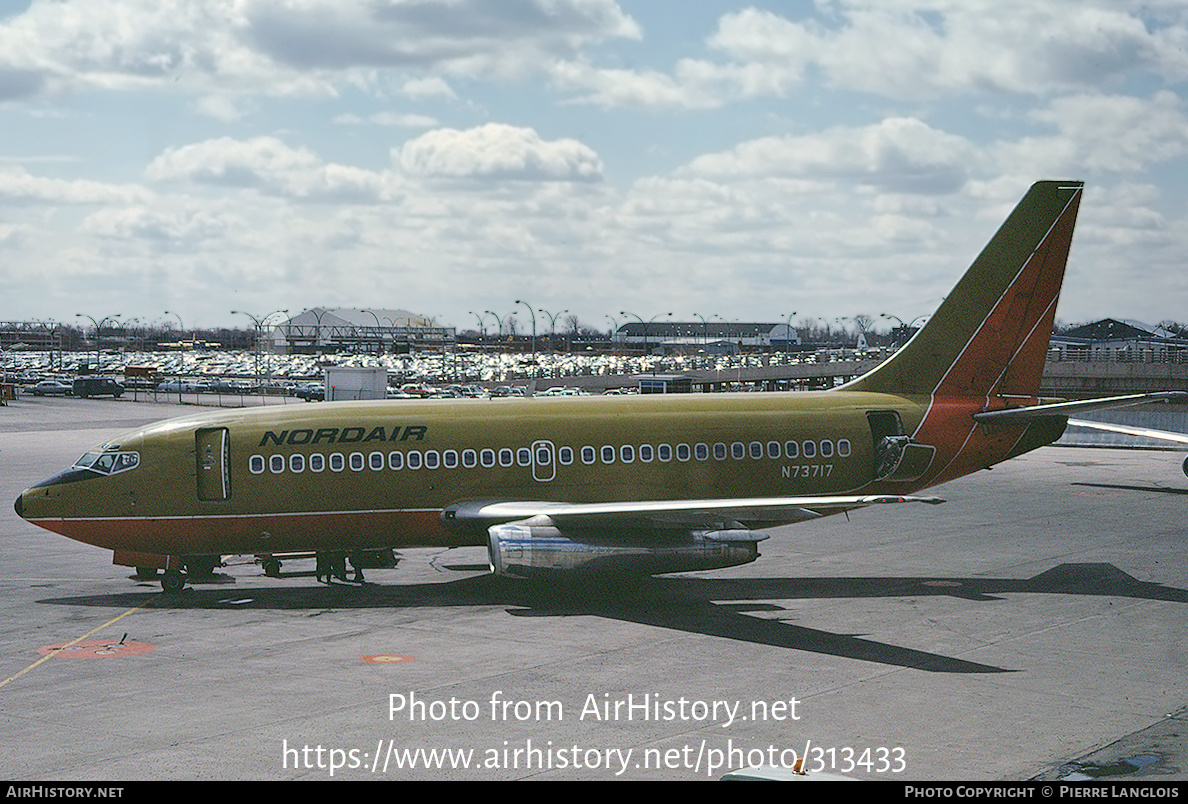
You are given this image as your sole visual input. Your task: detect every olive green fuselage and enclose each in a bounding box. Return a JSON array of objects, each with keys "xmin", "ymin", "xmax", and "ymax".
[{"xmin": 21, "ymin": 391, "xmax": 991, "ymax": 557}]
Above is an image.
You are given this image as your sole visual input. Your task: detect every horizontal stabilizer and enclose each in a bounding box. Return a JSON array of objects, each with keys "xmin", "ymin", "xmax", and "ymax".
[{"xmin": 972, "ymin": 392, "xmax": 1187, "ymax": 425}]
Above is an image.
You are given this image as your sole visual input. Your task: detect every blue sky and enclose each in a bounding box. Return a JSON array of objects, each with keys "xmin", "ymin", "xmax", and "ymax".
[{"xmin": 2, "ymin": 0, "xmax": 1187, "ymax": 335}]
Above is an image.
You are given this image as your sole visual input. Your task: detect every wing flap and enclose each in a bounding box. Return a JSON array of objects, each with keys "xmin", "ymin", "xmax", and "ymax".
[{"xmin": 442, "ymin": 494, "xmax": 944, "ymax": 531}]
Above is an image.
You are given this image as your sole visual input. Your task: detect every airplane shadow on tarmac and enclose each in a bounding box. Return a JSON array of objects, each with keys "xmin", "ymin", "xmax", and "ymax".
[{"xmin": 36, "ymin": 562, "xmax": 1188, "ymax": 676}]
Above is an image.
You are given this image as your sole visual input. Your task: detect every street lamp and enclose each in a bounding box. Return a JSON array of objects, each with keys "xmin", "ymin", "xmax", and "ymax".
[
  {"xmin": 304, "ymin": 307, "xmax": 329, "ymax": 351},
  {"xmin": 75, "ymin": 313, "xmax": 120, "ymax": 372},
  {"xmin": 783, "ymin": 311, "xmax": 798, "ymax": 354},
  {"xmin": 620, "ymin": 311, "xmax": 672, "ymax": 363},
  {"xmin": 515, "ymin": 300, "xmax": 537, "ymax": 367},
  {"xmin": 232, "ymin": 309, "xmax": 288, "ymax": 397},
  {"xmin": 538, "ymin": 307, "xmax": 568, "ymax": 353},
  {"xmin": 880, "ymin": 313, "xmax": 928, "ymax": 347},
  {"xmin": 361, "ymin": 309, "xmax": 383, "ymax": 355}
]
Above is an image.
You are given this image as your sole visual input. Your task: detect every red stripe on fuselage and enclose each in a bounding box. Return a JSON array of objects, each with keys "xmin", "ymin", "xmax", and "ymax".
[{"xmin": 26, "ymin": 509, "xmax": 477, "ymax": 556}]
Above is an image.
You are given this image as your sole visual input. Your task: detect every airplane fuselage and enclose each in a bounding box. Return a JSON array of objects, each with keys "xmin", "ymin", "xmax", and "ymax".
[{"xmin": 15, "ymin": 389, "xmax": 1055, "ymax": 559}]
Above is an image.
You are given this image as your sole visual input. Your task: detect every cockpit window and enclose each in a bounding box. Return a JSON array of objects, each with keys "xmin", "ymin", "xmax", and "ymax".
[{"xmin": 73, "ymin": 451, "xmax": 139, "ymax": 475}]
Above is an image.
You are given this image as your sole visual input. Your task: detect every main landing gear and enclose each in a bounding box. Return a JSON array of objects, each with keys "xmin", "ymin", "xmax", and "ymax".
[
  {"xmin": 161, "ymin": 570, "xmax": 186, "ymax": 593},
  {"xmin": 157, "ymin": 556, "xmax": 222, "ymax": 593}
]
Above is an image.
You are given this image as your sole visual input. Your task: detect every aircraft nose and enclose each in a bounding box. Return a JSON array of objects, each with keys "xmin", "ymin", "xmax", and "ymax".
[{"xmin": 14, "ymin": 491, "xmax": 24, "ymax": 519}]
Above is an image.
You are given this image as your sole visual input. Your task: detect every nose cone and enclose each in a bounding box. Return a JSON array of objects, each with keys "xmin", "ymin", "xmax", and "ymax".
[{"xmin": 14, "ymin": 491, "xmax": 24, "ymax": 519}]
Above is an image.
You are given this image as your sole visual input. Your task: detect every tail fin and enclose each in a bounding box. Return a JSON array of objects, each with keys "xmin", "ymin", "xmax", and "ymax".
[{"xmin": 844, "ymin": 181, "xmax": 1083, "ymax": 399}]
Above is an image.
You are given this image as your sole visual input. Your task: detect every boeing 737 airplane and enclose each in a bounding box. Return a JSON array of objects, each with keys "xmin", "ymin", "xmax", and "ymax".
[{"xmin": 13, "ymin": 181, "xmax": 1185, "ymax": 592}]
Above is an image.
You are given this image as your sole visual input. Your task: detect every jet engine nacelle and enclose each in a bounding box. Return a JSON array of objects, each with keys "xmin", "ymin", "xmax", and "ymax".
[{"xmin": 486, "ymin": 519, "xmax": 765, "ymax": 578}]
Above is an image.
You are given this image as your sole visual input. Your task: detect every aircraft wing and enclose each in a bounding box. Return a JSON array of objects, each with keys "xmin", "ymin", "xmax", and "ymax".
[
  {"xmin": 1065, "ymin": 418, "xmax": 1188, "ymax": 446},
  {"xmin": 442, "ymin": 494, "xmax": 945, "ymax": 531},
  {"xmin": 971, "ymin": 391, "xmax": 1187, "ymax": 425}
]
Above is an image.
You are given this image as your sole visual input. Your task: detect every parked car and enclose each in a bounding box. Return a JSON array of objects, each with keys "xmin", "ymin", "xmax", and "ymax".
[
  {"xmin": 72, "ymin": 377, "xmax": 124, "ymax": 398},
  {"xmin": 29, "ymin": 380, "xmax": 73, "ymax": 396},
  {"xmin": 294, "ymin": 383, "xmax": 325, "ymax": 401}
]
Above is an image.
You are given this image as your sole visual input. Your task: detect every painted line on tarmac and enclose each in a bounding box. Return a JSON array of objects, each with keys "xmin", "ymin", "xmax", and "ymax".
[{"xmin": 0, "ymin": 601, "xmax": 153, "ymax": 689}]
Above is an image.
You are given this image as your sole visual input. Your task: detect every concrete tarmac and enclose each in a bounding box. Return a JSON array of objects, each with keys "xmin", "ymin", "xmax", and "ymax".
[{"xmin": 2, "ymin": 395, "xmax": 1187, "ymax": 781}]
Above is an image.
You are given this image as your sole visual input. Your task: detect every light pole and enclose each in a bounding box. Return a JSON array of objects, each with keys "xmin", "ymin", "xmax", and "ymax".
[
  {"xmin": 164, "ymin": 310, "xmax": 184, "ymax": 345},
  {"xmin": 515, "ymin": 300, "xmax": 537, "ymax": 368},
  {"xmin": 538, "ymin": 307, "xmax": 568, "ymax": 353},
  {"xmin": 484, "ymin": 310, "xmax": 506, "ymax": 346},
  {"xmin": 232, "ymin": 309, "xmax": 288, "ymax": 397},
  {"xmin": 880, "ymin": 313, "xmax": 928, "ymax": 347},
  {"xmin": 75, "ymin": 313, "xmax": 120, "ymax": 373},
  {"xmin": 305, "ymin": 307, "xmax": 329, "ymax": 351},
  {"xmin": 164, "ymin": 310, "xmax": 185, "ymax": 376},
  {"xmin": 620, "ymin": 311, "xmax": 671, "ymax": 361},
  {"xmin": 361, "ymin": 309, "xmax": 383, "ymax": 355},
  {"xmin": 782, "ymin": 311, "xmax": 798, "ymax": 354}
]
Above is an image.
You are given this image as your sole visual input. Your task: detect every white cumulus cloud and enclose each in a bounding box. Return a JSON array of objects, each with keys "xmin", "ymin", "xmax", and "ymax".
[{"xmin": 397, "ymin": 124, "xmax": 603, "ymax": 182}]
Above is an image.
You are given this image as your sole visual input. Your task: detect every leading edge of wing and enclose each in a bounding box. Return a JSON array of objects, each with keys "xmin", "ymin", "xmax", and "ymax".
[{"xmin": 442, "ymin": 494, "xmax": 945, "ymax": 530}]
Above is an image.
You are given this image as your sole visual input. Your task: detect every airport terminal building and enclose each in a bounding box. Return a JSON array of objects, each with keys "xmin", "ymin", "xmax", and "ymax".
[
  {"xmin": 612, "ymin": 322, "xmax": 800, "ymax": 355},
  {"xmin": 270, "ymin": 308, "xmax": 455, "ymax": 353}
]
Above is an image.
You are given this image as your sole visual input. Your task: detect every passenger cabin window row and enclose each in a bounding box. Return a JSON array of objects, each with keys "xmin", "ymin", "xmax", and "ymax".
[{"xmin": 248, "ymin": 439, "xmax": 851, "ymax": 476}]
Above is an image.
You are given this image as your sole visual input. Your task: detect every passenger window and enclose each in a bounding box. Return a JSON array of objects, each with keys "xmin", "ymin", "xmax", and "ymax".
[
  {"xmin": 785, "ymin": 440, "xmax": 799, "ymax": 459},
  {"xmin": 750, "ymin": 441, "xmax": 763, "ymax": 459},
  {"xmin": 406, "ymin": 451, "xmax": 422, "ymax": 470},
  {"xmin": 620, "ymin": 445, "xmax": 634, "ymax": 463},
  {"xmin": 424, "ymin": 451, "xmax": 440, "ymax": 469},
  {"xmin": 731, "ymin": 442, "xmax": 744, "ymax": 459},
  {"xmin": 290, "ymin": 454, "xmax": 305, "ymax": 473},
  {"xmin": 767, "ymin": 441, "xmax": 781, "ymax": 459},
  {"xmin": 370, "ymin": 452, "xmax": 385, "ymax": 470},
  {"xmin": 388, "ymin": 451, "xmax": 404, "ymax": 470},
  {"xmin": 499, "ymin": 449, "xmax": 513, "ymax": 467},
  {"xmin": 517, "ymin": 448, "xmax": 531, "ymax": 467},
  {"xmin": 330, "ymin": 453, "xmax": 345, "ymax": 472},
  {"xmin": 838, "ymin": 439, "xmax": 851, "ymax": 457},
  {"xmin": 443, "ymin": 450, "xmax": 458, "ymax": 469},
  {"xmin": 270, "ymin": 455, "xmax": 285, "ymax": 474},
  {"xmin": 677, "ymin": 444, "xmax": 691, "ymax": 462},
  {"xmin": 802, "ymin": 441, "xmax": 816, "ymax": 459},
  {"xmin": 601, "ymin": 445, "xmax": 615, "ymax": 464},
  {"xmin": 558, "ymin": 447, "xmax": 574, "ymax": 465},
  {"xmin": 249, "ymin": 455, "xmax": 265, "ymax": 474},
  {"xmin": 349, "ymin": 452, "xmax": 365, "ymax": 471},
  {"xmin": 639, "ymin": 445, "xmax": 653, "ymax": 462},
  {"xmin": 714, "ymin": 443, "xmax": 728, "ymax": 460},
  {"xmin": 694, "ymin": 443, "xmax": 708, "ymax": 461},
  {"xmin": 309, "ymin": 454, "xmax": 325, "ymax": 472},
  {"xmin": 581, "ymin": 446, "xmax": 596, "ymax": 465},
  {"xmin": 820, "ymin": 440, "xmax": 834, "ymax": 458},
  {"xmin": 658, "ymin": 444, "xmax": 672, "ymax": 462},
  {"xmin": 462, "ymin": 449, "xmax": 477, "ymax": 468}
]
